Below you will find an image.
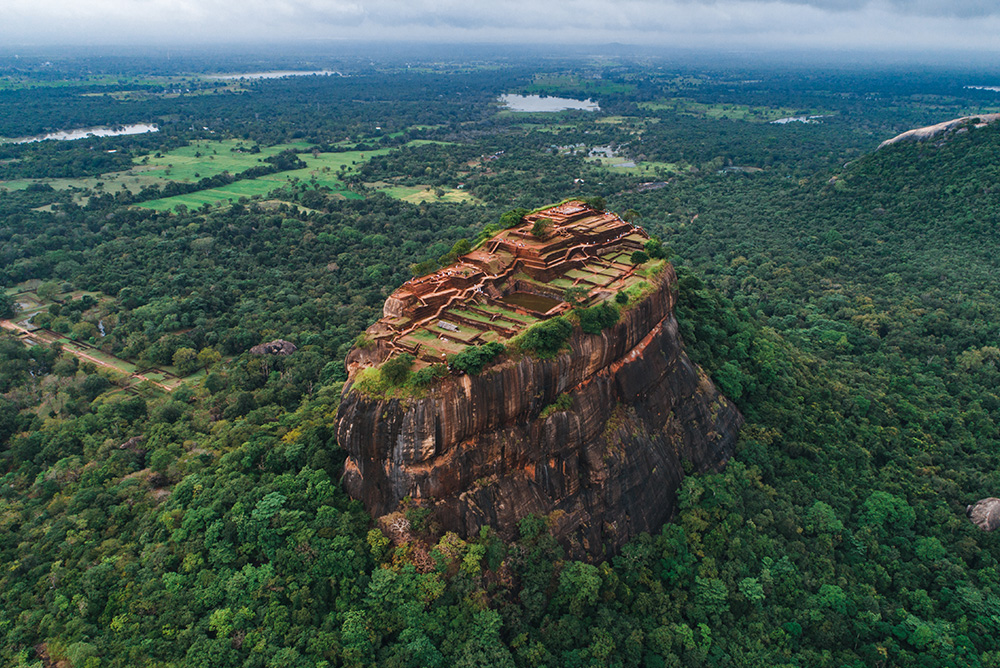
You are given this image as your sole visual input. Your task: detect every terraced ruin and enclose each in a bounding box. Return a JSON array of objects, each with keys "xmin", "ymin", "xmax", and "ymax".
[{"xmin": 359, "ymin": 200, "xmax": 652, "ymax": 367}]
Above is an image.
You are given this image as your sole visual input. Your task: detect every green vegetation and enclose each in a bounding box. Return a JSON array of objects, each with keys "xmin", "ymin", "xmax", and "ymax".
[
  {"xmin": 499, "ymin": 207, "xmax": 529, "ymax": 228},
  {"xmin": 530, "ymin": 216, "xmax": 552, "ymax": 238},
  {"xmin": 4, "ymin": 52, "xmax": 1000, "ymax": 668},
  {"xmin": 513, "ymin": 316, "xmax": 574, "ymax": 358},
  {"xmin": 638, "ymin": 97, "xmax": 825, "ymax": 123},
  {"xmin": 411, "ymin": 363, "xmax": 449, "ymax": 387},
  {"xmin": 539, "ymin": 392, "xmax": 573, "ymax": 418},
  {"xmin": 630, "ymin": 250, "xmax": 649, "ymax": 265},
  {"xmin": 574, "ymin": 301, "xmax": 620, "ymax": 334},
  {"xmin": 381, "ymin": 352, "xmax": 415, "ymax": 385},
  {"xmin": 448, "ymin": 341, "xmax": 505, "ymax": 375}
]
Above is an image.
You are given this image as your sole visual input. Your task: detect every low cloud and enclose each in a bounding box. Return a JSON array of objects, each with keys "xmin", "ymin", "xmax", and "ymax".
[{"xmin": 2, "ymin": 0, "xmax": 999, "ymax": 50}]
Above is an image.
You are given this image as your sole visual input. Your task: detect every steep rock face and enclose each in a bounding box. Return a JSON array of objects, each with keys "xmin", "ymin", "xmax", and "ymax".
[{"xmin": 336, "ymin": 268, "xmax": 743, "ymax": 559}]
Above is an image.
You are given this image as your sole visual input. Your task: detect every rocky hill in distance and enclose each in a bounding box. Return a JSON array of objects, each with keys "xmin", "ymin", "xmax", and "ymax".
[
  {"xmin": 335, "ymin": 202, "xmax": 743, "ymax": 559},
  {"xmin": 878, "ymin": 112, "xmax": 1000, "ymax": 149}
]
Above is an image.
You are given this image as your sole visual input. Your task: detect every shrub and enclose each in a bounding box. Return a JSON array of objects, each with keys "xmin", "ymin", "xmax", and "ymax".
[
  {"xmin": 449, "ymin": 342, "xmax": 505, "ymax": 375},
  {"xmin": 531, "ymin": 217, "xmax": 553, "ymax": 239},
  {"xmin": 563, "ymin": 286, "xmax": 589, "ymax": 306},
  {"xmin": 517, "ymin": 317, "xmax": 573, "ymax": 358},
  {"xmin": 354, "ymin": 333, "xmax": 373, "ymax": 349},
  {"xmin": 412, "ymin": 364, "xmax": 448, "ymax": 387},
  {"xmin": 381, "ymin": 353, "xmax": 415, "ymax": 385},
  {"xmin": 576, "ymin": 302, "xmax": 620, "ymax": 334},
  {"xmin": 539, "ymin": 393, "xmax": 573, "ymax": 419},
  {"xmin": 353, "ymin": 366, "xmax": 388, "ymax": 396},
  {"xmin": 645, "ymin": 237, "xmax": 668, "ymax": 259},
  {"xmin": 631, "ymin": 250, "xmax": 649, "ymax": 265},
  {"xmin": 500, "ymin": 208, "xmax": 529, "ymax": 228}
]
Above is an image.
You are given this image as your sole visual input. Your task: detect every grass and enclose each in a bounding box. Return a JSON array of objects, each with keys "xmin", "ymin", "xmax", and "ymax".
[
  {"xmin": 140, "ymin": 139, "xmax": 310, "ymax": 182},
  {"xmin": 0, "ymin": 139, "xmax": 306, "ymax": 198},
  {"xmin": 585, "ymin": 155, "xmax": 680, "ymax": 177},
  {"xmin": 1, "ymin": 140, "xmax": 381, "ymax": 202},
  {"xmin": 374, "ymin": 184, "xmax": 476, "ymax": 204},
  {"xmin": 447, "ymin": 308, "xmax": 495, "ymax": 325},
  {"xmin": 3, "ymin": 138, "xmax": 478, "ymax": 213},
  {"xmin": 137, "ymin": 148, "xmax": 387, "ymax": 211}
]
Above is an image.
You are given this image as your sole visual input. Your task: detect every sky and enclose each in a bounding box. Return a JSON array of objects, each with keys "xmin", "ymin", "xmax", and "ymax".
[{"xmin": 2, "ymin": 0, "xmax": 1000, "ymax": 53}]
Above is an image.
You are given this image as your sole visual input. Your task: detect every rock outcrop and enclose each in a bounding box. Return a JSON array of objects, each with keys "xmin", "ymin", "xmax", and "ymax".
[
  {"xmin": 879, "ymin": 113, "xmax": 1000, "ymax": 149},
  {"xmin": 250, "ymin": 339, "xmax": 297, "ymax": 355},
  {"xmin": 336, "ymin": 259, "xmax": 743, "ymax": 559},
  {"xmin": 968, "ymin": 498, "xmax": 1000, "ymax": 532}
]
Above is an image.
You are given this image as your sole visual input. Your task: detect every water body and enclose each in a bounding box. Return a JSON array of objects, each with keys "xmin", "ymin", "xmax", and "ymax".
[
  {"xmin": 500, "ymin": 94, "xmax": 599, "ymax": 113},
  {"xmin": 499, "ymin": 292, "xmax": 562, "ymax": 313},
  {"xmin": 770, "ymin": 115, "xmax": 830, "ymax": 125},
  {"xmin": 12, "ymin": 123, "xmax": 159, "ymax": 144},
  {"xmin": 209, "ymin": 70, "xmax": 343, "ymax": 80}
]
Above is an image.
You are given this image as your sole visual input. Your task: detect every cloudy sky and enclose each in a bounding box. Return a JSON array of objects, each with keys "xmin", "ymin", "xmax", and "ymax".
[{"xmin": 3, "ymin": 0, "xmax": 1000, "ymax": 52}]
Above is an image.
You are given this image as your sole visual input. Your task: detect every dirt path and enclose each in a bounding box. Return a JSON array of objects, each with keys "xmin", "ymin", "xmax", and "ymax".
[{"xmin": 0, "ymin": 319, "xmax": 175, "ymax": 392}]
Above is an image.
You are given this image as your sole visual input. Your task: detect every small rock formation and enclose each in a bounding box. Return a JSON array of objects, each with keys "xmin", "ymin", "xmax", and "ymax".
[
  {"xmin": 118, "ymin": 435, "xmax": 145, "ymax": 452},
  {"xmin": 967, "ymin": 498, "xmax": 1000, "ymax": 532},
  {"xmin": 335, "ymin": 202, "xmax": 743, "ymax": 559},
  {"xmin": 250, "ymin": 339, "xmax": 297, "ymax": 355},
  {"xmin": 879, "ymin": 113, "xmax": 1000, "ymax": 149}
]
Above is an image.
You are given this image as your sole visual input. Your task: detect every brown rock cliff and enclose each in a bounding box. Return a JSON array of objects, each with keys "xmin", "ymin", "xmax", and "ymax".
[{"xmin": 336, "ymin": 267, "xmax": 743, "ymax": 559}]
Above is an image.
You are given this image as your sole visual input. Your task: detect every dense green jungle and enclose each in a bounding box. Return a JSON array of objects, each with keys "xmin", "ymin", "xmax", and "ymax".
[{"xmin": 2, "ymin": 49, "xmax": 1000, "ymax": 667}]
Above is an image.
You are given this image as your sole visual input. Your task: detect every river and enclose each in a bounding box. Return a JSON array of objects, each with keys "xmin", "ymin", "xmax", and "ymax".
[{"xmin": 11, "ymin": 123, "xmax": 159, "ymax": 144}]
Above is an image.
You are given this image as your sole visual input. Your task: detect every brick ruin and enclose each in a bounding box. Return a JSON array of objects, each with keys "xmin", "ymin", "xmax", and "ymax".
[{"xmin": 360, "ymin": 201, "xmax": 653, "ymax": 366}]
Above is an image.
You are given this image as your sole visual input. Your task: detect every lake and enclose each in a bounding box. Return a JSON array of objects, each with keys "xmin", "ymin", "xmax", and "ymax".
[
  {"xmin": 500, "ymin": 94, "xmax": 599, "ymax": 113},
  {"xmin": 12, "ymin": 123, "xmax": 159, "ymax": 144}
]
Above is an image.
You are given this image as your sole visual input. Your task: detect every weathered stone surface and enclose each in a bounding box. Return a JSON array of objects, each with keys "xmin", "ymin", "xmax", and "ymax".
[
  {"xmin": 967, "ymin": 498, "xmax": 1000, "ymax": 532},
  {"xmin": 879, "ymin": 113, "xmax": 1000, "ymax": 149},
  {"xmin": 250, "ymin": 339, "xmax": 297, "ymax": 355},
  {"xmin": 336, "ymin": 268, "xmax": 743, "ymax": 559}
]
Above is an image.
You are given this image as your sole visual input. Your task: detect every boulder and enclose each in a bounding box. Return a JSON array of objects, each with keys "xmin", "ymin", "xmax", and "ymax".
[
  {"xmin": 967, "ymin": 498, "xmax": 1000, "ymax": 532},
  {"xmin": 250, "ymin": 339, "xmax": 297, "ymax": 355}
]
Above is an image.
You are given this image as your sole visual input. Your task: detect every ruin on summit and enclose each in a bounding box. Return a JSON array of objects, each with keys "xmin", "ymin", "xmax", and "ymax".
[{"xmin": 361, "ymin": 200, "xmax": 653, "ymax": 367}]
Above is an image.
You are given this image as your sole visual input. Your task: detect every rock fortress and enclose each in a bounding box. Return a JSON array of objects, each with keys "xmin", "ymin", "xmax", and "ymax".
[{"xmin": 335, "ymin": 201, "xmax": 743, "ymax": 559}]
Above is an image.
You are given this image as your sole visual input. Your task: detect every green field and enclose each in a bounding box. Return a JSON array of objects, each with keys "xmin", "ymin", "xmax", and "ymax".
[
  {"xmin": 141, "ymin": 139, "xmax": 314, "ymax": 182},
  {"xmin": 0, "ymin": 139, "xmax": 311, "ymax": 197},
  {"xmin": 2, "ymin": 138, "xmax": 470, "ymax": 212},
  {"xmin": 374, "ymin": 183, "xmax": 476, "ymax": 204},
  {"xmin": 585, "ymin": 155, "xmax": 680, "ymax": 177},
  {"xmin": 138, "ymin": 148, "xmax": 386, "ymax": 211}
]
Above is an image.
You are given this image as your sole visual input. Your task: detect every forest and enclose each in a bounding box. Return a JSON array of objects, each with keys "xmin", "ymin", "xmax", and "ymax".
[{"xmin": 2, "ymin": 48, "xmax": 1000, "ymax": 667}]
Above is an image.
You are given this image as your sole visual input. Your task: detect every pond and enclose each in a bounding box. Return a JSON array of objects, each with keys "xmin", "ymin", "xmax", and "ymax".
[
  {"xmin": 770, "ymin": 115, "xmax": 831, "ymax": 125},
  {"xmin": 500, "ymin": 94, "xmax": 599, "ymax": 113},
  {"xmin": 499, "ymin": 292, "xmax": 562, "ymax": 313},
  {"xmin": 12, "ymin": 123, "xmax": 159, "ymax": 144}
]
